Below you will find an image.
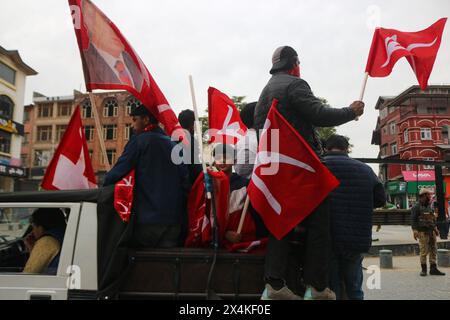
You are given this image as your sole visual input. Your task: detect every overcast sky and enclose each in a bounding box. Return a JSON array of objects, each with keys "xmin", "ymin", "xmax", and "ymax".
[{"xmin": 1, "ymin": 0, "xmax": 449, "ymax": 160}]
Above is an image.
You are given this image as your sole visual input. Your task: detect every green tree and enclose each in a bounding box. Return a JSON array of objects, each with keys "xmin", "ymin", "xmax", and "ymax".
[{"xmin": 231, "ymin": 96, "xmax": 247, "ymax": 111}]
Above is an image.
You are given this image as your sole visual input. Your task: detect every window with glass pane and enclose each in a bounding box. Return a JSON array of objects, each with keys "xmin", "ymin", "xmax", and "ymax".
[
  {"xmin": 0, "ymin": 207, "xmax": 69, "ymax": 274},
  {"xmin": 0, "ymin": 132, "xmax": 11, "ymax": 154},
  {"xmin": 38, "ymin": 104, "xmax": 53, "ymax": 118},
  {"xmin": 37, "ymin": 126, "xmax": 52, "ymax": 142},
  {"xmin": 420, "ymin": 128, "xmax": 432, "ymax": 140},
  {"xmin": 125, "ymin": 124, "xmax": 133, "ymax": 140},
  {"xmin": 102, "ymin": 149, "xmax": 116, "ymax": 165},
  {"xmin": 85, "ymin": 126, "xmax": 94, "ymax": 141},
  {"xmin": 127, "ymin": 97, "xmax": 142, "ymax": 115},
  {"xmin": 56, "ymin": 125, "xmax": 67, "ymax": 142},
  {"xmin": 103, "ymin": 125, "xmax": 117, "ymax": 140},
  {"xmin": 58, "ymin": 103, "xmax": 72, "ymax": 117},
  {"xmin": 103, "ymin": 99, "xmax": 118, "ymax": 117},
  {"xmin": 391, "ymin": 143, "xmax": 397, "ymax": 155},
  {"xmin": 0, "ymin": 61, "xmax": 16, "ymax": 85},
  {"xmin": 82, "ymin": 100, "xmax": 92, "ymax": 118},
  {"xmin": 404, "ymin": 129, "xmax": 409, "ymax": 143},
  {"xmin": 0, "ymin": 95, "xmax": 14, "ymax": 119}
]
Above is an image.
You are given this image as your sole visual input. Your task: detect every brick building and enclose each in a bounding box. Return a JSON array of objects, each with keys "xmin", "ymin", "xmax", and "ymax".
[
  {"xmin": 18, "ymin": 90, "xmax": 142, "ymax": 190},
  {"xmin": 372, "ymin": 85, "xmax": 450, "ymax": 208}
]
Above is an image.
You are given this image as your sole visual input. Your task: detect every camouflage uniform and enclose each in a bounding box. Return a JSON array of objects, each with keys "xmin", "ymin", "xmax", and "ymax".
[{"xmin": 411, "ymin": 203, "xmax": 437, "ymax": 264}]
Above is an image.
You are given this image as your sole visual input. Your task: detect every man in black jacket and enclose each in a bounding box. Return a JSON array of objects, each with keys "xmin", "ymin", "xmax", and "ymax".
[
  {"xmin": 324, "ymin": 135, "xmax": 386, "ymax": 300},
  {"xmin": 255, "ymin": 46, "xmax": 365, "ymax": 300}
]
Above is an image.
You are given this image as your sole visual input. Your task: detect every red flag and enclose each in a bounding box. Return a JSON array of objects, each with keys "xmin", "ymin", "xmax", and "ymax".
[
  {"xmin": 113, "ymin": 170, "xmax": 135, "ymax": 223},
  {"xmin": 68, "ymin": 0, "xmax": 184, "ymax": 139},
  {"xmin": 365, "ymin": 18, "xmax": 447, "ymax": 90},
  {"xmin": 185, "ymin": 170, "xmax": 229, "ymax": 248},
  {"xmin": 247, "ymin": 100, "xmax": 340, "ymax": 240},
  {"xmin": 208, "ymin": 87, "xmax": 247, "ymax": 145},
  {"xmin": 42, "ymin": 106, "xmax": 97, "ymax": 190}
]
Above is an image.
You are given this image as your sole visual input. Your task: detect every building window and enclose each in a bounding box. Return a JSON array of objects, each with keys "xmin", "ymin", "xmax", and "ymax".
[
  {"xmin": 125, "ymin": 124, "xmax": 132, "ymax": 140},
  {"xmin": 58, "ymin": 103, "xmax": 72, "ymax": 117},
  {"xmin": 424, "ymin": 157, "xmax": 435, "ymax": 170},
  {"xmin": 382, "ymin": 127, "xmax": 388, "ymax": 136},
  {"xmin": 56, "ymin": 125, "xmax": 67, "ymax": 142},
  {"xmin": 88, "ymin": 150, "xmax": 94, "ymax": 161},
  {"xmin": 103, "ymin": 99, "xmax": 118, "ymax": 117},
  {"xmin": 82, "ymin": 100, "xmax": 92, "ymax": 118},
  {"xmin": 103, "ymin": 125, "xmax": 117, "ymax": 140},
  {"xmin": 38, "ymin": 104, "xmax": 53, "ymax": 118},
  {"xmin": 381, "ymin": 144, "xmax": 388, "ymax": 156},
  {"xmin": 23, "ymin": 133, "xmax": 30, "ymax": 144},
  {"xmin": 33, "ymin": 150, "xmax": 52, "ymax": 167},
  {"xmin": 441, "ymin": 126, "xmax": 450, "ymax": 143},
  {"xmin": 37, "ymin": 126, "xmax": 52, "ymax": 142},
  {"xmin": 23, "ymin": 109, "xmax": 30, "ymax": 122},
  {"xmin": 380, "ymin": 108, "xmax": 388, "ymax": 120},
  {"xmin": 420, "ymin": 128, "xmax": 432, "ymax": 140},
  {"xmin": 0, "ymin": 131, "xmax": 11, "ymax": 154},
  {"xmin": 0, "ymin": 95, "xmax": 14, "ymax": 119},
  {"xmin": 0, "ymin": 61, "xmax": 16, "ymax": 85},
  {"xmin": 85, "ymin": 125, "xmax": 94, "ymax": 141},
  {"xmin": 391, "ymin": 143, "xmax": 398, "ymax": 155},
  {"xmin": 102, "ymin": 149, "xmax": 117, "ymax": 165},
  {"xmin": 404, "ymin": 129, "xmax": 409, "ymax": 143},
  {"xmin": 127, "ymin": 97, "xmax": 143, "ymax": 115},
  {"xmin": 389, "ymin": 122, "xmax": 396, "ymax": 135}
]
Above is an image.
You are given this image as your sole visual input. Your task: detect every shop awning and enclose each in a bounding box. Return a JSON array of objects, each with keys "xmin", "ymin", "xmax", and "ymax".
[{"xmin": 402, "ymin": 171, "xmax": 435, "ymax": 182}]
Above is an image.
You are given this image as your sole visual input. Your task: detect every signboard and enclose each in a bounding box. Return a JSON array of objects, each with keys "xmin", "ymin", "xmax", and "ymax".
[
  {"xmin": 406, "ymin": 181, "xmax": 445, "ymax": 194},
  {"xmin": 0, "ymin": 164, "xmax": 26, "ymax": 178},
  {"xmin": 402, "ymin": 171, "xmax": 435, "ymax": 182},
  {"xmin": 387, "ymin": 181, "xmax": 407, "ymax": 194},
  {"xmin": 0, "ymin": 117, "xmax": 24, "ymax": 136}
]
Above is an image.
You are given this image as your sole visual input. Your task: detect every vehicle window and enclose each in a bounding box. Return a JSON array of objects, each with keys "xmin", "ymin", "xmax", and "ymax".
[{"xmin": 0, "ymin": 207, "xmax": 69, "ymax": 276}]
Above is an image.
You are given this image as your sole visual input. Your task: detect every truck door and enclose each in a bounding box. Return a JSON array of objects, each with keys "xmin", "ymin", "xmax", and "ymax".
[{"xmin": 0, "ymin": 203, "xmax": 81, "ymax": 300}]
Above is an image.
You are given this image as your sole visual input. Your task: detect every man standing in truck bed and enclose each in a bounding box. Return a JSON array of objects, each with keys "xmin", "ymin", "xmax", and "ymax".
[
  {"xmin": 254, "ymin": 45, "xmax": 365, "ymax": 300},
  {"xmin": 104, "ymin": 106, "xmax": 189, "ymax": 248}
]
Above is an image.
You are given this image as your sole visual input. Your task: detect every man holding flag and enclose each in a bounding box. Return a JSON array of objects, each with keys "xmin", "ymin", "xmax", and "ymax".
[{"xmin": 254, "ymin": 46, "xmax": 365, "ymax": 300}]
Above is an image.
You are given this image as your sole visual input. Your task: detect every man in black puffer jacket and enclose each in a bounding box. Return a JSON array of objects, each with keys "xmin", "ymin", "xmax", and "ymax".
[
  {"xmin": 324, "ymin": 135, "xmax": 386, "ymax": 300},
  {"xmin": 255, "ymin": 46, "xmax": 365, "ymax": 300}
]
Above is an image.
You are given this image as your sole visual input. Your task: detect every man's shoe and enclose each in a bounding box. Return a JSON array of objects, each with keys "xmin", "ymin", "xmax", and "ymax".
[
  {"xmin": 429, "ymin": 264, "xmax": 446, "ymax": 276},
  {"xmin": 420, "ymin": 264, "xmax": 427, "ymax": 277},
  {"xmin": 261, "ymin": 284, "xmax": 302, "ymax": 300},
  {"xmin": 304, "ymin": 286, "xmax": 336, "ymax": 300}
]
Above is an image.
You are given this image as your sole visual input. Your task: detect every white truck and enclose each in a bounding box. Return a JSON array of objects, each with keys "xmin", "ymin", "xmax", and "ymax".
[{"xmin": 0, "ymin": 187, "xmax": 269, "ymax": 300}]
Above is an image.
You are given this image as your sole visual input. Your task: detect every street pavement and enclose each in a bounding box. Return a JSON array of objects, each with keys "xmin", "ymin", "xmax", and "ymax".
[{"xmin": 362, "ymin": 255, "xmax": 450, "ymax": 300}]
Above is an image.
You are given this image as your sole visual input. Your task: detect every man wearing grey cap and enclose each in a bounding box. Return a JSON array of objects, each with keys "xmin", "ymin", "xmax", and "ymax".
[{"xmin": 255, "ymin": 46, "xmax": 365, "ymax": 300}]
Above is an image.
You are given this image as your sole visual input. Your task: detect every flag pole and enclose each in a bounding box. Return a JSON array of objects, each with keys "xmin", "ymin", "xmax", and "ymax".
[
  {"xmin": 355, "ymin": 72, "xmax": 369, "ymax": 121},
  {"xmin": 88, "ymin": 92, "xmax": 111, "ymax": 171},
  {"xmin": 237, "ymin": 196, "xmax": 250, "ymax": 234},
  {"xmin": 189, "ymin": 75, "xmax": 211, "ymax": 200},
  {"xmin": 359, "ymin": 72, "xmax": 369, "ymax": 101}
]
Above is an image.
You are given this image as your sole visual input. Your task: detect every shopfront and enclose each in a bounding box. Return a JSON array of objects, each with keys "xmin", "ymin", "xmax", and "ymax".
[{"xmin": 386, "ymin": 181, "xmax": 407, "ymax": 209}]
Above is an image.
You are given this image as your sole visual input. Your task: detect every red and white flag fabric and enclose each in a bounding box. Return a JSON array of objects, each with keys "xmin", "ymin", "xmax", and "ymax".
[
  {"xmin": 113, "ymin": 170, "xmax": 135, "ymax": 223},
  {"xmin": 185, "ymin": 170, "xmax": 229, "ymax": 248},
  {"xmin": 68, "ymin": 0, "xmax": 184, "ymax": 139},
  {"xmin": 208, "ymin": 87, "xmax": 247, "ymax": 145},
  {"xmin": 365, "ymin": 18, "xmax": 447, "ymax": 90},
  {"xmin": 247, "ymin": 99, "xmax": 340, "ymax": 240},
  {"xmin": 42, "ymin": 106, "xmax": 97, "ymax": 190}
]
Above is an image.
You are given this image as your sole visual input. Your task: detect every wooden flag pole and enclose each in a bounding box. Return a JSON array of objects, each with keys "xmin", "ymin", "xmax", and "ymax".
[
  {"xmin": 88, "ymin": 92, "xmax": 111, "ymax": 171},
  {"xmin": 237, "ymin": 195, "xmax": 251, "ymax": 234},
  {"xmin": 188, "ymin": 75, "xmax": 211, "ymax": 199},
  {"xmin": 359, "ymin": 72, "xmax": 369, "ymax": 101},
  {"xmin": 355, "ymin": 72, "xmax": 369, "ymax": 122}
]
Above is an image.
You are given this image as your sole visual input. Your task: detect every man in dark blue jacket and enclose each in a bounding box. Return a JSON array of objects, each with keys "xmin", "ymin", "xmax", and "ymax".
[
  {"xmin": 104, "ymin": 106, "xmax": 189, "ymax": 248},
  {"xmin": 324, "ymin": 135, "xmax": 386, "ymax": 300}
]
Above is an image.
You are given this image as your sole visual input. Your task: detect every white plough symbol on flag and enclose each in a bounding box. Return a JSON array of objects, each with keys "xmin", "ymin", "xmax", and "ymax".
[
  {"xmin": 217, "ymin": 105, "xmax": 245, "ymax": 140},
  {"xmin": 381, "ymin": 35, "xmax": 438, "ymax": 68},
  {"xmin": 251, "ymin": 119, "xmax": 316, "ymax": 215}
]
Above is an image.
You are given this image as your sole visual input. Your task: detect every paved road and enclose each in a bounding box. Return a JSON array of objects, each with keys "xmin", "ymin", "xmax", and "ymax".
[{"xmin": 362, "ymin": 256, "xmax": 450, "ymax": 300}]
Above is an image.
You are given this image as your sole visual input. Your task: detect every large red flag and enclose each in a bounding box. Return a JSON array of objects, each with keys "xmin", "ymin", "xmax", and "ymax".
[
  {"xmin": 208, "ymin": 87, "xmax": 247, "ymax": 145},
  {"xmin": 68, "ymin": 0, "xmax": 183, "ymax": 139},
  {"xmin": 365, "ymin": 18, "xmax": 447, "ymax": 90},
  {"xmin": 42, "ymin": 106, "xmax": 97, "ymax": 190},
  {"xmin": 247, "ymin": 100, "xmax": 340, "ymax": 240}
]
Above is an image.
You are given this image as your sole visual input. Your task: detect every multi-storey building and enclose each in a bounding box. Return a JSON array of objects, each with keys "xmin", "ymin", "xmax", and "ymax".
[
  {"xmin": 372, "ymin": 85, "xmax": 450, "ymax": 208},
  {"xmin": 0, "ymin": 46, "xmax": 37, "ymax": 192},
  {"xmin": 20, "ymin": 90, "xmax": 141, "ymax": 190}
]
